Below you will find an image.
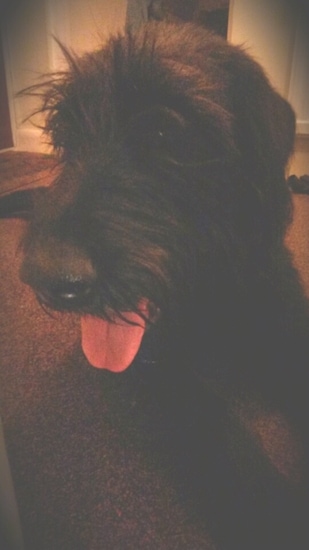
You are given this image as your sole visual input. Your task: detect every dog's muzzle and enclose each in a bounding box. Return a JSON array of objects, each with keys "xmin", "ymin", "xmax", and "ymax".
[{"xmin": 20, "ymin": 238, "xmax": 153, "ymax": 372}]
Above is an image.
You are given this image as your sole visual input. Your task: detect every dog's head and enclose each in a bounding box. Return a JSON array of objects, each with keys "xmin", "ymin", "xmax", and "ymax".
[{"xmin": 21, "ymin": 22, "xmax": 295, "ymax": 372}]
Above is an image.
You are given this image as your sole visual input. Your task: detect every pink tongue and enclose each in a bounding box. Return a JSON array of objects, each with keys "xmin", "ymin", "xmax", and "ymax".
[{"xmin": 81, "ymin": 302, "xmax": 148, "ymax": 372}]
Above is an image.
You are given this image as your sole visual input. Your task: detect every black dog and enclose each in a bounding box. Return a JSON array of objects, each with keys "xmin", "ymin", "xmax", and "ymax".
[{"xmin": 3, "ymin": 22, "xmax": 309, "ymax": 549}]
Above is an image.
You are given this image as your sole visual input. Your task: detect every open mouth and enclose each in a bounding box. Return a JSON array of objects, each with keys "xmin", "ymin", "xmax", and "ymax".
[
  {"xmin": 80, "ymin": 299, "xmax": 151, "ymax": 372},
  {"xmin": 35, "ymin": 291, "xmax": 152, "ymax": 372},
  {"xmin": 21, "ymin": 262, "xmax": 156, "ymax": 372}
]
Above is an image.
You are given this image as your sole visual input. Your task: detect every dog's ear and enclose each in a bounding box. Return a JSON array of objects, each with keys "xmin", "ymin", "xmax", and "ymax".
[
  {"xmin": 230, "ymin": 50, "xmax": 295, "ymax": 175},
  {"xmin": 228, "ymin": 49, "xmax": 296, "ymax": 242}
]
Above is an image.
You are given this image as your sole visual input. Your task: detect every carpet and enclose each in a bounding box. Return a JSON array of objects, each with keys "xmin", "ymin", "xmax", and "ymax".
[{"xmin": 0, "ymin": 151, "xmax": 57, "ymax": 197}]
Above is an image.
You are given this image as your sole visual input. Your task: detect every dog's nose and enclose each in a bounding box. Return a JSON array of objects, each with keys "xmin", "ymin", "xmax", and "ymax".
[
  {"xmin": 20, "ymin": 237, "xmax": 97, "ymax": 311},
  {"xmin": 35, "ymin": 278, "xmax": 95, "ymax": 311}
]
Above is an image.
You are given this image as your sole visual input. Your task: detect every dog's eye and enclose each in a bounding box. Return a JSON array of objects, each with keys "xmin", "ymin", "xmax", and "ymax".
[{"xmin": 126, "ymin": 107, "xmax": 193, "ymax": 164}]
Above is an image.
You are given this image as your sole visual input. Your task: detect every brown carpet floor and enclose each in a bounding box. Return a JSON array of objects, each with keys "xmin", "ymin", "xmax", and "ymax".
[
  {"xmin": 0, "ymin": 152, "xmax": 309, "ymax": 549},
  {"xmin": 0, "ymin": 152, "xmax": 57, "ymax": 197}
]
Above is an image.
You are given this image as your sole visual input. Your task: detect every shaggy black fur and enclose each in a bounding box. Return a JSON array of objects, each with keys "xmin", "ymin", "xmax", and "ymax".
[{"xmin": 3, "ymin": 22, "xmax": 309, "ymax": 549}]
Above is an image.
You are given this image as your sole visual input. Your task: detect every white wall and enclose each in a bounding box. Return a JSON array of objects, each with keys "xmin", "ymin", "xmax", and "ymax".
[
  {"xmin": 2, "ymin": 0, "xmax": 127, "ymax": 152},
  {"xmin": 2, "ymin": 0, "xmax": 50, "ymax": 151},
  {"xmin": 228, "ymin": 0, "xmax": 295, "ymax": 97},
  {"xmin": 228, "ymin": 0, "xmax": 309, "ymax": 175}
]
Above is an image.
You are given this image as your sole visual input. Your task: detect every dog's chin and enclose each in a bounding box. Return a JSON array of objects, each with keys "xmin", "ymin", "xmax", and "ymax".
[{"xmin": 81, "ymin": 299, "xmax": 150, "ymax": 372}]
